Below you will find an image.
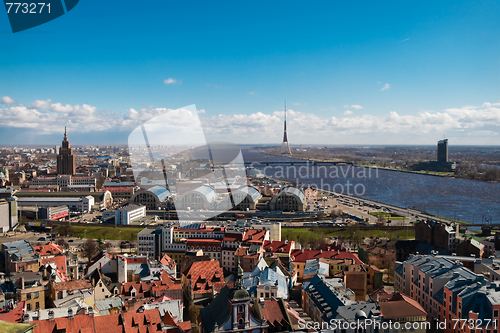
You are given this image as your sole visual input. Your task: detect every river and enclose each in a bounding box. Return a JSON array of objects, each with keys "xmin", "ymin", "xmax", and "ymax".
[{"xmin": 242, "ymin": 149, "xmax": 500, "ymax": 224}]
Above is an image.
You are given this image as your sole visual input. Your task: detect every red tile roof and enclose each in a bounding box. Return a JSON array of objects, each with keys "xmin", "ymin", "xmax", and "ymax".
[
  {"xmin": 101, "ymin": 186, "xmax": 132, "ymax": 191},
  {"xmin": 222, "ymin": 233, "xmax": 243, "ymax": 243},
  {"xmin": 158, "ymin": 270, "xmax": 176, "ymax": 285},
  {"xmin": 93, "ymin": 309, "xmax": 163, "ymax": 333},
  {"xmin": 174, "ymin": 226, "xmax": 223, "ymax": 232},
  {"xmin": 52, "ymin": 279, "xmax": 92, "ymax": 292},
  {"xmin": 120, "ymin": 256, "xmax": 148, "ymax": 264},
  {"xmin": 263, "ymin": 240, "xmax": 294, "ymax": 254},
  {"xmin": 261, "ymin": 299, "xmax": 290, "ymax": 328},
  {"xmin": 234, "ymin": 247, "xmax": 247, "ymax": 256},
  {"xmin": 160, "ymin": 254, "xmax": 175, "ymax": 268},
  {"xmin": 0, "ymin": 301, "xmax": 25, "ymax": 323},
  {"xmin": 34, "ymin": 242, "xmax": 63, "ymax": 256},
  {"xmin": 121, "ymin": 273, "xmax": 181, "ymax": 299},
  {"xmin": 243, "ymin": 229, "xmax": 267, "ymax": 244},
  {"xmin": 368, "ymin": 286, "xmax": 392, "ymax": 302},
  {"xmin": 178, "ymin": 320, "xmax": 192, "ymax": 332},
  {"xmin": 42, "ymin": 255, "xmax": 69, "ymax": 281},
  {"xmin": 378, "ymin": 293, "xmax": 427, "ymax": 319},
  {"xmin": 121, "ymin": 281, "xmax": 153, "ymax": 299},
  {"xmin": 185, "ymin": 260, "xmax": 224, "ymax": 294},
  {"xmin": 290, "ymin": 249, "xmax": 362, "ymax": 264},
  {"xmin": 32, "ymin": 314, "xmax": 95, "ymax": 333},
  {"xmin": 185, "ymin": 239, "xmax": 222, "ymax": 245}
]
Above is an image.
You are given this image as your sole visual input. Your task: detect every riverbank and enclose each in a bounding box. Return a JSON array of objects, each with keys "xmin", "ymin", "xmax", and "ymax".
[
  {"xmin": 261, "ymin": 149, "xmax": 455, "ymax": 178},
  {"xmin": 262, "ymin": 149, "xmax": 500, "ymax": 183},
  {"xmin": 260, "ymin": 160, "xmax": 472, "ymax": 226}
]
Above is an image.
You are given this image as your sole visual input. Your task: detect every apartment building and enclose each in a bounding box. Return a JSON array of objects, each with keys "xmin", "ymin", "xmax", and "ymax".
[{"xmin": 395, "ymin": 254, "xmax": 500, "ymax": 333}]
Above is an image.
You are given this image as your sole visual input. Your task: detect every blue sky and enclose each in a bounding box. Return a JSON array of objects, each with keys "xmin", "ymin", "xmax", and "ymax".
[{"xmin": 1, "ymin": 1, "xmax": 500, "ymax": 145}]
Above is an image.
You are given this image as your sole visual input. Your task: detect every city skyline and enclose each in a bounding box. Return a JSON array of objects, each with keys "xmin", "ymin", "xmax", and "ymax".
[{"xmin": 1, "ymin": 1, "xmax": 499, "ymax": 145}]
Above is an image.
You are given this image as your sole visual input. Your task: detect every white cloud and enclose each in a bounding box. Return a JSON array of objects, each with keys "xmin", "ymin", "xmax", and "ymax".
[
  {"xmin": 29, "ymin": 99, "xmax": 75, "ymax": 113},
  {"xmin": 350, "ymin": 105, "xmax": 363, "ymax": 110},
  {"xmin": 30, "ymin": 99, "xmax": 52, "ymax": 109},
  {"xmin": 249, "ymin": 92, "xmax": 255, "ymax": 95},
  {"xmin": 1, "ymin": 96, "xmax": 15, "ymax": 105},
  {"xmin": 381, "ymin": 83, "xmax": 390, "ymax": 91},
  {"xmin": 1, "ymin": 97, "xmax": 500, "ymax": 144},
  {"xmin": 164, "ymin": 78, "xmax": 177, "ymax": 85},
  {"xmin": 400, "ymin": 38, "xmax": 410, "ymax": 43}
]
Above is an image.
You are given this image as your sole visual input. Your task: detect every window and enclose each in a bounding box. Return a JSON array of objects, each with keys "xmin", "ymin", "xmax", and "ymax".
[
  {"xmin": 34, "ymin": 292, "xmax": 39, "ymax": 299},
  {"xmin": 26, "ymin": 293, "xmax": 32, "ymax": 300},
  {"xmin": 495, "ymin": 310, "xmax": 499, "ymax": 318},
  {"xmin": 26, "ymin": 303, "xmax": 31, "ymax": 311},
  {"xmin": 238, "ymin": 305, "xmax": 244, "ymax": 313},
  {"xmin": 35, "ymin": 302, "xmax": 40, "ymax": 310},
  {"xmin": 238, "ymin": 318, "xmax": 244, "ymax": 326}
]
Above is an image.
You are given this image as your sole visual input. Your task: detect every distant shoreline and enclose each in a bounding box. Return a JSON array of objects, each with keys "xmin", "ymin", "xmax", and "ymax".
[{"xmin": 259, "ymin": 150, "xmax": 499, "ymax": 183}]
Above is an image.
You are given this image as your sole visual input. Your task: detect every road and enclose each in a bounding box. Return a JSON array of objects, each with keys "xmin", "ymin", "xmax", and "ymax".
[{"xmin": 318, "ymin": 190, "xmax": 452, "ymax": 226}]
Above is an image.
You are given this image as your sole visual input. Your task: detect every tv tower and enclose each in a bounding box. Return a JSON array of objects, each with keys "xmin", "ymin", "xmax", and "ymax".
[{"xmin": 280, "ymin": 100, "xmax": 292, "ymax": 155}]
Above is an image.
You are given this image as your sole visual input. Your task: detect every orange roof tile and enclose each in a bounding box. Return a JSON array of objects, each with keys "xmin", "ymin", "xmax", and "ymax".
[
  {"xmin": 185, "ymin": 260, "xmax": 224, "ymax": 294},
  {"xmin": 379, "ymin": 293, "xmax": 427, "ymax": 319},
  {"xmin": 52, "ymin": 279, "xmax": 92, "ymax": 292},
  {"xmin": 0, "ymin": 301, "xmax": 25, "ymax": 323},
  {"xmin": 34, "ymin": 242, "xmax": 63, "ymax": 256},
  {"xmin": 290, "ymin": 249, "xmax": 362, "ymax": 264},
  {"xmin": 261, "ymin": 299, "xmax": 290, "ymax": 328},
  {"xmin": 32, "ymin": 314, "xmax": 95, "ymax": 333}
]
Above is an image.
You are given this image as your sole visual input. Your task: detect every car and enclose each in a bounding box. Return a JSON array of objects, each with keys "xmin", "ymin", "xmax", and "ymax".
[
  {"xmin": 68, "ymin": 239, "xmax": 74, "ymax": 242},
  {"xmin": 37, "ymin": 237, "xmax": 47, "ymax": 241}
]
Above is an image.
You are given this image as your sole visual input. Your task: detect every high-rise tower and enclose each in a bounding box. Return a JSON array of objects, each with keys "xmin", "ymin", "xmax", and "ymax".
[
  {"xmin": 57, "ymin": 127, "xmax": 76, "ymax": 175},
  {"xmin": 437, "ymin": 139, "xmax": 448, "ymax": 163},
  {"xmin": 280, "ymin": 101, "xmax": 292, "ymax": 155}
]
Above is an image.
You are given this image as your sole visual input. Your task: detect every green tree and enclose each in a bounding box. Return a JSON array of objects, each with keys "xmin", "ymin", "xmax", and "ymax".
[{"xmin": 357, "ymin": 247, "xmax": 370, "ymax": 265}]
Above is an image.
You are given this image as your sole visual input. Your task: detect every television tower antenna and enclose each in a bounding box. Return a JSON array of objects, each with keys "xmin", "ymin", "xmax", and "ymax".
[{"xmin": 280, "ymin": 100, "xmax": 292, "ymax": 155}]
